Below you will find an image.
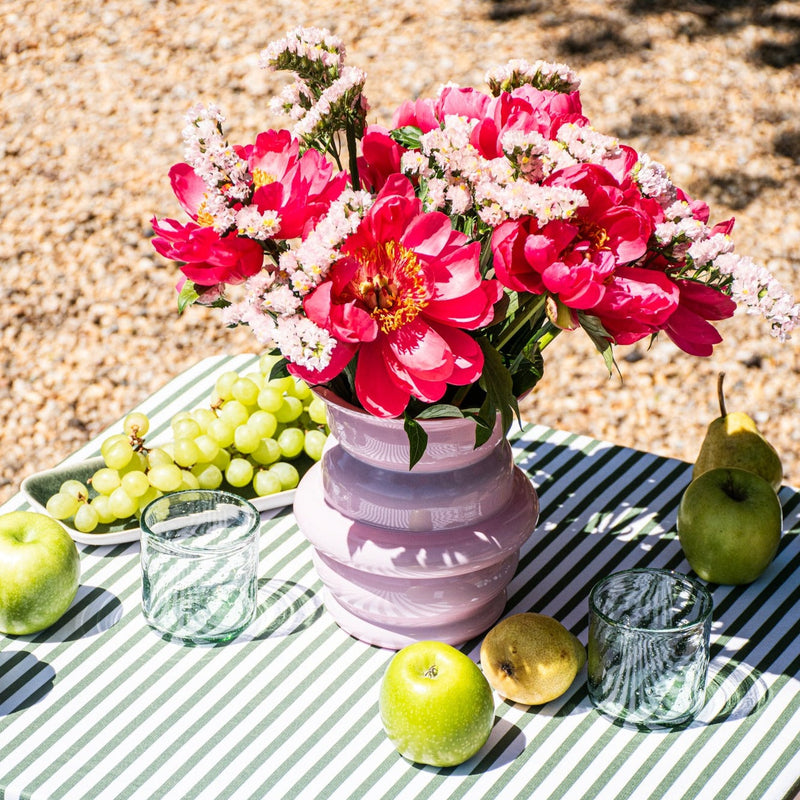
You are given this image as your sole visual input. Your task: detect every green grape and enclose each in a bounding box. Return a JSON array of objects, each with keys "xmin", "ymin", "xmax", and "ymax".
[
  {"xmin": 287, "ymin": 378, "xmax": 311, "ymax": 400},
  {"xmin": 172, "ymin": 417, "xmax": 202, "ymax": 441},
  {"xmin": 179, "ymin": 470, "xmax": 200, "ymax": 490},
  {"xmin": 191, "ymin": 407, "xmax": 217, "ymax": 433},
  {"xmin": 225, "ymin": 458, "xmax": 254, "ymax": 488},
  {"xmin": 90, "ymin": 494, "xmax": 116, "ymax": 524},
  {"xmin": 306, "ymin": 397, "xmax": 328, "ymax": 425},
  {"xmin": 248, "ymin": 410, "xmax": 277, "ymax": 439},
  {"xmin": 74, "ymin": 503, "xmax": 100, "ymax": 533},
  {"xmin": 104, "ymin": 439, "xmax": 134, "ymax": 471},
  {"xmin": 304, "ymin": 429, "xmax": 327, "ymax": 462},
  {"xmin": 219, "ymin": 400, "xmax": 250, "ymax": 428},
  {"xmin": 194, "ymin": 434, "xmax": 220, "ymax": 463},
  {"xmin": 60, "ymin": 479, "xmax": 89, "ymax": 501},
  {"xmin": 147, "ymin": 448, "xmax": 174, "ymax": 469},
  {"xmin": 123, "ymin": 411, "xmax": 150, "ymax": 438},
  {"xmin": 193, "ymin": 463, "xmax": 223, "ymax": 490},
  {"xmin": 253, "ymin": 469, "xmax": 282, "ymax": 497},
  {"xmin": 277, "ymin": 427, "xmax": 304, "ymax": 459},
  {"xmin": 121, "ymin": 470, "xmax": 150, "ymax": 498},
  {"xmin": 108, "ymin": 487, "xmax": 138, "ymax": 519},
  {"xmin": 211, "ymin": 448, "xmax": 231, "ymax": 471},
  {"xmin": 274, "ymin": 396, "xmax": 303, "ymax": 423},
  {"xmin": 234, "ymin": 423, "xmax": 261, "ymax": 454},
  {"xmin": 268, "ymin": 462, "xmax": 300, "ymax": 491},
  {"xmin": 242, "ymin": 371, "xmax": 265, "ymax": 389},
  {"xmin": 214, "ymin": 370, "xmax": 240, "ymax": 401},
  {"xmin": 268, "ymin": 375, "xmax": 295, "ymax": 393},
  {"xmin": 251, "ymin": 438, "xmax": 281, "ymax": 465},
  {"xmin": 91, "ymin": 467, "xmax": 121, "ymax": 495},
  {"xmin": 259, "ymin": 352, "xmax": 281, "ymax": 376},
  {"xmin": 159, "ymin": 441, "xmax": 176, "ymax": 460},
  {"xmin": 46, "ymin": 492, "xmax": 79, "ymax": 520},
  {"xmin": 257, "ymin": 386, "xmax": 284, "ymax": 413},
  {"xmin": 173, "ymin": 438, "xmax": 201, "ymax": 468},
  {"xmin": 207, "ymin": 418, "xmax": 235, "ymax": 448},
  {"xmin": 136, "ymin": 486, "xmax": 161, "ymax": 516},
  {"xmin": 119, "ymin": 450, "xmax": 148, "ymax": 476},
  {"xmin": 100, "ymin": 433, "xmax": 128, "ymax": 460},
  {"xmin": 232, "ymin": 377, "xmax": 260, "ymax": 406},
  {"xmin": 148, "ymin": 463, "xmax": 184, "ymax": 493}
]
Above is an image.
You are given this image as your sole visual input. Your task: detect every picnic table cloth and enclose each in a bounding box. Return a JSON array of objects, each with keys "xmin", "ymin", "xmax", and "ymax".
[{"xmin": 1, "ymin": 354, "xmax": 798, "ymax": 800}]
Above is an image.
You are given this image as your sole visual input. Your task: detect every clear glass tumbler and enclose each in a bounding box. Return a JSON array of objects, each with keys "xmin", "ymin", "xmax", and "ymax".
[
  {"xmin": 140, "ymin": 490, "xmax": 260, "ymax": 644},
  {"xmin": 588, "ymin": 568, "xmax": 713, "ymax": 728}
]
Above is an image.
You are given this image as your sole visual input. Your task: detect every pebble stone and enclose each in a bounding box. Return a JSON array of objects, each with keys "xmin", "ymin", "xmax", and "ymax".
[{"xmin": 1, "ymin": 0, "xmax": 799, "ymax": 505}]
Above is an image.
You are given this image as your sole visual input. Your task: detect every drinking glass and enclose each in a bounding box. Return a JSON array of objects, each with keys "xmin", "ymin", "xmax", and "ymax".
[
  {"xmin": 588, "ymin": 568, "xmax": 713, "ymax": 728},
  {"xmin": 140, "ymin": 490, "xmax": 260, "ymax": 644}
]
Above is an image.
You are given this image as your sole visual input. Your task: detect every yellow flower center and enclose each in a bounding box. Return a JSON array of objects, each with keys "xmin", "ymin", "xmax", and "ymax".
[
  {"xmin": 350, "ymin": 241, "xmax": 429, "ymax": 333},
  {"xmin": 252, "ymin": 168, "xmax": 277, "ymax": 188}
]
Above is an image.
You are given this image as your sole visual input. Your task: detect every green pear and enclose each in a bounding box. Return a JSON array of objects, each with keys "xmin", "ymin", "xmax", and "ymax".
[{"xmin": 692, "ymin": 373, "xmax": 783, "ymax": 491}]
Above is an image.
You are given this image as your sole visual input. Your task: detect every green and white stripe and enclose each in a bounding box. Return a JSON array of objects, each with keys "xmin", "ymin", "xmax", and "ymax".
[{"xmin": 1, "ymin": 355, "xmax": 798, "ymax": 800}]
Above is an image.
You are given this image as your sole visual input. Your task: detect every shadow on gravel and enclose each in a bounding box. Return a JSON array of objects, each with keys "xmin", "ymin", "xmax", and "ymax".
[{"xmin": 484, "ymin": 0, "xmax": 800, "ymax": 69}]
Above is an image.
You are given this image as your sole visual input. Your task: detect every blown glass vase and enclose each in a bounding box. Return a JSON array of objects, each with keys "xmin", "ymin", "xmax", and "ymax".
[{"xmin": 293, "ymin": 389, "xmax": 539, "ymax": 650}]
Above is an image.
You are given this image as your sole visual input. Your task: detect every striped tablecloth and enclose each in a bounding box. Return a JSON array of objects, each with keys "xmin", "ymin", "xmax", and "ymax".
[{"xmin": 1, "ymin": 354, "xmax": 798, "ymax": 800}]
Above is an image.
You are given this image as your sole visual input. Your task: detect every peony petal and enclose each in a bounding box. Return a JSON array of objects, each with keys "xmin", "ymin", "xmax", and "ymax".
[
  {"xmin": 385, "ymin": 318, "xmax": 452, "ymax": 379},
  {"xmin": 354, "ymin": 343, "xmax": 411, "ymax": 417}
]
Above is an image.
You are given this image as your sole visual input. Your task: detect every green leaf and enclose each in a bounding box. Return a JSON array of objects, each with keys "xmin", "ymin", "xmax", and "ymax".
[
  {"xmin": 389, "ymin": 126, "xmax": 423, "ymax": 150},
  {"xmin": 477, "ymin": 337, "xmax": 519, "ymax": 437},
  {"xmin": 403, "ymin": 415, "xmax": 428, "ymax": 470},
  {"xmin": 177, "ymin": 280, "xmax": 200, "ymax": 314},
  {"xmin": 578, "ymin": 313, "xmax": 618, "ymax": 376},
  {"xmin": 267, "ymin": 357, "xmax": 291, "ymax": 381},
  {"xmin": 414, "ymin": 404, "xmax": 465, "ymax": 420}
]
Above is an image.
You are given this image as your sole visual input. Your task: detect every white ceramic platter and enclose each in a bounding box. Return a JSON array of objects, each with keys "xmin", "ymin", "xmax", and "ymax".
[{"xmin": 20, "ymin": 457, "xmax": 299, "ymax": 546}]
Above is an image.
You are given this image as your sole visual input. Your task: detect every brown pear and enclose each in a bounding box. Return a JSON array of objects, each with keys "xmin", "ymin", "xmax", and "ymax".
[{"xmin": 480, "ymin": 613, "xmax": 586, "ymax": 705}]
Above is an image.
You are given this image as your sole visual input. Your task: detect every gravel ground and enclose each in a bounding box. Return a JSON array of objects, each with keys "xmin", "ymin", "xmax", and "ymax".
[{"xmin": 2, "ymin": 0, "xmax": 799, "ymax": 505}]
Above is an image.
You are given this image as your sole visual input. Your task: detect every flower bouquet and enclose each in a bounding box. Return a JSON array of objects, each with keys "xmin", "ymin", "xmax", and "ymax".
[{"xmin": 152, "ymin": 26, "xmax": 798, "ymax": 467}]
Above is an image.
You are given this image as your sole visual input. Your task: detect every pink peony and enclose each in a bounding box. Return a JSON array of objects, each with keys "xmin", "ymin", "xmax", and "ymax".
[
  {"xmin": 151, "ymin": 217, "xmax": 264, "ymax": 285},
  {"xmin": 288, "ymin": 175, "xmax": 502, "ymax": 417},
  {"xmin": 491, "ymin": 163, "xmax": 654, "ymax": 313}
]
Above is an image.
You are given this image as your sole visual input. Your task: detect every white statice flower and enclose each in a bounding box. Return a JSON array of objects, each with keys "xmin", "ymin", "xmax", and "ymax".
[
  {"xmin": 714, "ymin": 252, "xmax": 800, "ymax": 341},
  {"xmin": 557, "ymin": 123, "xmax": 622, "ymax": 165},
  {"xmin": 272, "ymin": 316, "xmax": 338, "ymax": 372},
  {"xmin": 486, "ymin": 58, "xmax": 581, "ymax": 94},
  {"xmin": 400, "ymin": 150, "xmax": 433, "ymax": 180},
  {"xmin": 279, "ymin": 188, "xmax": 372, "ymax": 293},
  {"xmin": 688, "ymin": 232, "xmax": 735, "ymax": 269},
  {"xmin": 259, "ymin": 26, "xmax": 345, "ymax": 72},
  {"xmin": 633, "ymin": 154, "xmax": 678, "ymax": 209},
  {"xmin": 446, "ymin": 182, "xmax": 473, "ymax": 215},
  {"xmin": 293, "ymin": 66, "xmax": 367, "ymax": 139},
  {"xmin": 423, "ymin": 178, "xmax": 448, "ymax": 211},
  {"xmin": 236, "ymin": 206, "xmax": 281, "ymax": 240}
]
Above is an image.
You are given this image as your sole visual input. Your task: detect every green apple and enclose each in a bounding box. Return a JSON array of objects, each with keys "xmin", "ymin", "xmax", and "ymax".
[
  {"xmin": 0, "ymin": 511, "xmax": 81, "ymax": 635},
  {"xmin": 379, "ymin": 640, "xmax": 494, "ymax": 767},
  {"xmin": 677, "ymin": 467, "xmax": 782, "ymax": 585}
]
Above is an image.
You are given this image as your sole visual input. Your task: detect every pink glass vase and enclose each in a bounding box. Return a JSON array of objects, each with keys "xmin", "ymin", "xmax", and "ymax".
[{"xmin": 293, "ymin": 388, "xmax": 539, "ymax": 650}]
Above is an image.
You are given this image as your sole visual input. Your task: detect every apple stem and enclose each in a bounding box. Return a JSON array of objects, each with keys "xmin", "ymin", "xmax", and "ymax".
[{"xmin": 717, "ymin": 372, "xmax": 727, "ymax": 418}]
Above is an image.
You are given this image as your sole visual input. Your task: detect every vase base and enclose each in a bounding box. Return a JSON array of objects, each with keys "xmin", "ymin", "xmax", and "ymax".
[{"xmin": 321, "ymin": 587, "xmax": 508, "ymax": 650}]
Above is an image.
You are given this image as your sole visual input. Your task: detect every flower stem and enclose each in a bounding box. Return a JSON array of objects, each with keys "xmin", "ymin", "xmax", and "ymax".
[
  {"xmin": 346, "ymin": 122, "xmax": 360, "ymax": 190},
  {"xmin": 496, "ymin": 293, "xmax": 547, "ymax": 351}
]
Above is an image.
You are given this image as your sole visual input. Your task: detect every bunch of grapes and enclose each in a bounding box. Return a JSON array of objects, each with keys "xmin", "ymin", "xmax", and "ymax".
[{"xmin": 45, "ymin": 355, "xmax": 329, "ymax": 533}]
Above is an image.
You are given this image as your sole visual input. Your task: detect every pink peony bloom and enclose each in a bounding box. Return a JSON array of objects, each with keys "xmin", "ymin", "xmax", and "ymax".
[
  {"xmin": 589, "ymin": 266, "xmax": 679, "ymax": 344},
  {"xmin": 663, "ymin": 279, "xmax": 736, "ymax": 356},
  {"xmin": 288, "ymin": 175, "xmax": 502, "ymax": 417},
  {"xmin": 357, "ymin": 125, "xmax": 406, "ymax": 192},
  {"xmin": 151, "ymin": 217, "xmax": 264, "ymax": 285},
  {"xmin": 244, "ymin": 130, "xmax": 348, "ymax": 239},
  {"xmin": 491, "ymin": 163, "xmax": 654, "ymax": 313}
]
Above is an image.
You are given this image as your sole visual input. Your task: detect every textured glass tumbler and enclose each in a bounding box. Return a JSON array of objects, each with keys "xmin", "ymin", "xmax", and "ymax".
[
  {"xmin": 140, "ymin": 490, "xmax": 260, "ymax": 644},
  {"xmin": 588, "ymin": 568, "xmax": 713, "ymax": 728}
]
